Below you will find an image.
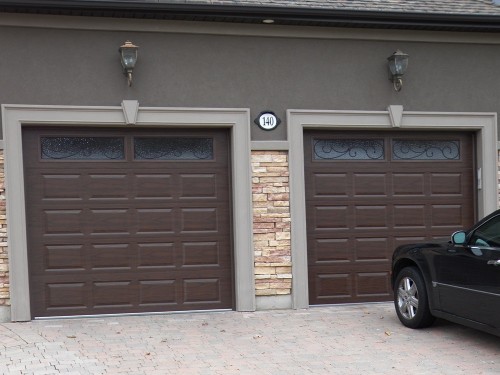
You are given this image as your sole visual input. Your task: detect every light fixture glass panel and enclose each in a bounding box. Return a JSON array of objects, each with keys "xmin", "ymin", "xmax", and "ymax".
[
  {"xmin": 393, "ymin": 58, "xmax": 408, "ymax": 75},
  {"xmin": 388, "ymin": 50, "xmax": 408, "ymax": 76},
  {"xmin": 121, "ymin": 50, "xmax": 137, "ymax": 69}
]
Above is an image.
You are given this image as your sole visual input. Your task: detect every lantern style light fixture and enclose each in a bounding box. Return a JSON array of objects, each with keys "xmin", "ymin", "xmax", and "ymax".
[
  {"xmin": 387, "ymin": 50, "xmax": 409, "ymax": 92},
  {"xmin": 119, "ymin": 41, "xmax": 139, "ymax": 87}
]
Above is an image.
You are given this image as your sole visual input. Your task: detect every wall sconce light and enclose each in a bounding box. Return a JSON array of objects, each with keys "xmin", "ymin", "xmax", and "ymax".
[
  {"xmin": 387, "ymin": 50, "xmax": 409, "ymax": 92},
  {"xmin": 119, "ymin": 41, "xmax": 139, "ymax": 87}
]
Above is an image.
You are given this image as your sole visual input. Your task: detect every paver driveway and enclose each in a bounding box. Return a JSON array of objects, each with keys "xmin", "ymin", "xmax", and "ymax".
[{"xmin": 1, "ymin": 303, "xmax": 498, "ymax": 374}]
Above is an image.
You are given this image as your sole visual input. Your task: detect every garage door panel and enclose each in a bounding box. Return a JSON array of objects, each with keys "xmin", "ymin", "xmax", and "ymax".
[
  {"xmin": 431, "ymin": 205, "xmax": 463, "ymax": 226},
  {"xmin": 134, "ymin": 174, "xmax": 173, "ymax": 199},
  {"xmin": 181, "ymin": 208, "xmax": 219, "ymax": 233},
  {"xmin": 93, "ymin": 281, "xmax": 134, "ymax": 308},
  {"xmin": 311, "ymin": 268, "xmax": 392, "ymax": 301},
  {"xmin": 139, "ymin": 280, "xmax": 176, "ymax": 305},
  {"xmin": 45, "ymin": 245, "xmax": 85, "ymax": 270},
  {"xmin": 305, "ymin": 131, "xmax": 474, "ymax": 305},
  {"xmin": 312, "ymin": 173, "xmax": 349, "ymax": 197},
  {"xmin": 393, "ymin": 205, "xmax": 426, "ymax": 228},
  {"xmin": 44, "ymin": 210, "xmax": 84, "ymax": 235},
  {"xmin": 355, "ymin": 238, "xmax": 390, "ymax": 261},
  {"xmin": 90, "ymin": 244, "xmax": 131, "ymax": 270},
  {"xmin": 353, "ymin": 174, "xmax": 387, "ymax": 196},
  {"xmin": 313, "ymin": 273, "xmax": 352, "ymax": 300},
  {"xmin": 88, "ymin": 174, "xmax": 129, "ymax": 200},
  {"xmin": 24, "ymin": 127, "xmax": 234, "ymax": 317},
  {"xmin": 354, "ymin": 206, "xmax": 388, "ymax": 229},
  {"xmin": 32, "ymin": 260, "xmax": 234, "ymax": 315},
  {"xmin": 312, "ymin": 239, "xmax": 350, "ymax": 263},
  {"xmin": 182, "ymin": 242, "xmax": 221, "ymax": 266},
  {"xmin": 312, "ymin": 237, "xmax": 391, "ymax": 264},
  {"xmin": 356, "ymin": 272, "xmax": 391, "ymax": 297},
  {"xmin": 137, "ymin": 242, "xmax": 175, "ymax": 268},
  {"xmin": 46, "ymin": 283, "xmax": 87, "ymax": 309},
  {"xmin": 313, "ymin": 206, "xmax": 348, "ymax": 230},
  {"xmin": 430, "ymin": 173, "xmax": 463, "ymax": 195},
  {"xmin": 393, "ymin": 173, "xmax": 425, "ymax": 195},
  {"xmin": 183, "ymin": 279, "xmax": 222, "ymax": 303},
  {"xmin": 90, "ymin": 209, "xmax": 130, "ymax": 234},
  {"xmin": 42, "ymin": 174, "xmax": 83, "ymax": 200},
  {"xmin": 136, "ymin": 208, "xmax": 174, "ymax": 234},
  {"xmin": 180, "ymin": 174, "xmax": 217, "ymax": 198}
]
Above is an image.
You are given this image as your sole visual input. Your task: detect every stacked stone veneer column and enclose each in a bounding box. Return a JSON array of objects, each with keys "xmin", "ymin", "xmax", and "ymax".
[
  {"xmin": 252, "ymin": 151, "xmax": 292, "ymax": 297},
  {"xmin": 0, "ymin": 150, "xmax": 8, "ymax": 309}
]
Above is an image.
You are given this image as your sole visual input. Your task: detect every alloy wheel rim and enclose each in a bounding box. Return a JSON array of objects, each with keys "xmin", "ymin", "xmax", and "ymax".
[{"xmin": 397, "ymin": 276, "xmax": 419, "ymax": 319}]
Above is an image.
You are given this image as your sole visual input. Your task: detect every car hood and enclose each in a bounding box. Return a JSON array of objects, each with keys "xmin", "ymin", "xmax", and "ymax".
[{"xmin": 394, "ymin": 238, "xmax": 451, "ymax": 254}]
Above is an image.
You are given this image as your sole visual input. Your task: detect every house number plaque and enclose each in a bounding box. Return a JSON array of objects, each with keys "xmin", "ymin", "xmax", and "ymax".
[{"xmin": 254, "ymin": 111, "xmax": 281, "ymax": 131}]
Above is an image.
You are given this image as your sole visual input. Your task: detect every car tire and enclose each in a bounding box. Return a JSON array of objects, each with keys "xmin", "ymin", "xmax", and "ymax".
[{"xmin": 394, "ymin": 266, "xmax": 435, "ymax": 329}]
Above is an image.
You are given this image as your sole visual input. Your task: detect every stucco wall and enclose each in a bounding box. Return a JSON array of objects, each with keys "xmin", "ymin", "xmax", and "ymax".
[{"xmin": 0, "ymin": 14, "xmax": 500, "ymax": 141}]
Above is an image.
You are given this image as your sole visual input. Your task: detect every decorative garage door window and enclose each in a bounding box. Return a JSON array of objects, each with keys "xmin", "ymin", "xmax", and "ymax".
[
  {"xmin": 134, "ymin": 137, "xmax": 213, "ymax": 160},
  {"xmin": 41, "ymin": 137, "xmax": 125, "ymax": 160},
  {"xmin": 313, "ymin": 139, "xmax": 384, "ymax": 160},
  {"xmin": 392, "ymin": 140, "xmax": 460, "ymax": 160}
]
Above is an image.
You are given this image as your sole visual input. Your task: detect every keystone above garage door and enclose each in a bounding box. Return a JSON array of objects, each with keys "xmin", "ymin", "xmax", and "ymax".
[
  {"xmin": 23, "ymin": 127, "xmax": 233, "ymax": 318},
  {"xmin": 304, "ymin": 131, "xmax": 475, "ymax": 305}
]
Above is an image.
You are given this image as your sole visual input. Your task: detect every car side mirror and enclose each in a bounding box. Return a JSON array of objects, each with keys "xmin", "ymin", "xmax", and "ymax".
[{"xmin": 451, "ymin": 231, "xmax": 466, "ymax": 245}]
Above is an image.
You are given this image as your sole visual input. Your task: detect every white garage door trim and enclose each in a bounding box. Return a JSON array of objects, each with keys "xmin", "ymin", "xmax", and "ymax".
[
  {"xmin": 2, "ymin": 102, "xmax": 255, "ymax": 321},
  {"xmin": 288, "ymin": 106, "xmax": 498, "ymax": 309}
]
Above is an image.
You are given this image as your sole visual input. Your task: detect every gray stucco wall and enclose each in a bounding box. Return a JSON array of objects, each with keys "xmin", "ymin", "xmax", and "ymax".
[{"xmin": 0, "ymin": 15, "xmax": 500, "ymax": 140}]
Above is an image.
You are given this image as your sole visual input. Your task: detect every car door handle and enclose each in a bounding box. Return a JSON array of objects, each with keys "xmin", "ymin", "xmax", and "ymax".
[{"xmin": 487, "ymin": 260, "xmax": 500, "ymax": 266}]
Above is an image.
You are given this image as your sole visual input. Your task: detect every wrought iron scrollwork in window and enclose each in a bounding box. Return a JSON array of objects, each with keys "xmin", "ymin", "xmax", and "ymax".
[
  {"xmin": 313, "ymin": 139, "xmax": 384, "ymax": 160},
  {"xmin": 41, "ymin": 137, "xmax": 125, "ymax": 160},
  {"xmin": 134, "ymin": 137, "xmax": 213, "ymax": 160},
  {"xmin": 392, "ymin": 140, "xmax": 460, "ymax": 160}
]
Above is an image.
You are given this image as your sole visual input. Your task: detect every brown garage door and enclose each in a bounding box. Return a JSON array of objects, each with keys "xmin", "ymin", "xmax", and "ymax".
[
  {"xmin": 23, "ymin": 127, "xmax": 233, "ymax": 318},
  {"xmin": 304, "ymin": 131, "xmax": 475, "ymax": 305}
]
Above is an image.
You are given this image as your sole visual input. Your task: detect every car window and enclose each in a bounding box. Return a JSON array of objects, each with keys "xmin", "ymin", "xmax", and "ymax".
[{"xmin": 470, "ymin": 215, "xmax": 500, "ymax": 248}]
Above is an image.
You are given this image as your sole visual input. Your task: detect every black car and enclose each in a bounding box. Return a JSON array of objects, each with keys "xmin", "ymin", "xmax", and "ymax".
[{"xmin": 391, "ymin": 209, "xmax": 500, "ymax": 337}]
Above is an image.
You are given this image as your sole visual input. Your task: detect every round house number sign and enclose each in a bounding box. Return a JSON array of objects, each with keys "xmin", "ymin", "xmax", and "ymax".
[{"xmin": 254, "ymin": 111, "xmax": 281, "ymax": 131}]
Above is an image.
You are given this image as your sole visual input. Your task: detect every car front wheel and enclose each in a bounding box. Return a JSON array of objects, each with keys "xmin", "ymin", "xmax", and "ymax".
[{"xmin": 394, "ymin": 266, "xmax": 435, "ymax": 329}]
